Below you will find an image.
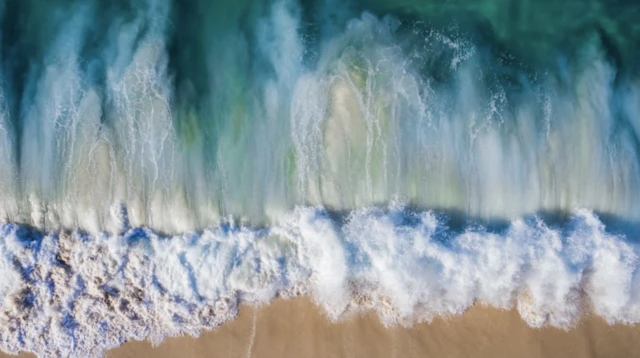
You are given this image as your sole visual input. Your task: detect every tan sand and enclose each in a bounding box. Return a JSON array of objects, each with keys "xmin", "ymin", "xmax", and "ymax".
[{"xmin": 3, "ymin": 297, "xmax": 640, "ymax": 358}]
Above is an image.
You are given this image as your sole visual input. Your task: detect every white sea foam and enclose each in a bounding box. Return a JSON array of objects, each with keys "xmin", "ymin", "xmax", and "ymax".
[
  {"xmin": 0, "ymin": 206, "xmax": 638, "ymax": 357},
  {"xmin": 1, "ymin": 1, "xmax": 640, "ymax": 356}
]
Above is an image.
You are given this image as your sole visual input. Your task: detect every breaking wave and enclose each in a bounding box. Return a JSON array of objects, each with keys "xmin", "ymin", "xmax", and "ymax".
[
  {"xmin": 0, "ymin": 0, "xmax": 639, "ymax": 233},
  {"xmin": 0, "ymin": 207, "xmax": 638, "ymax": 357},
  {"xmin": 1, "ymin": 0, "xmax": 640, "ymax": 356}
]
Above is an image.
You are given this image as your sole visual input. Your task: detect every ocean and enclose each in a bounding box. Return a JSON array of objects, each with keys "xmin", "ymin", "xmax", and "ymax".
[{"xmin": 0, "ymin": 0, "xmax": 639, "ymax": 356}]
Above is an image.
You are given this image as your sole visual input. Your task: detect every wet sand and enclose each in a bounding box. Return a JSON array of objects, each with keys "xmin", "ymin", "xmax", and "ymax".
[{"xmin": 3, "ymin": 297, "xmax": 640, "ymax": 358}]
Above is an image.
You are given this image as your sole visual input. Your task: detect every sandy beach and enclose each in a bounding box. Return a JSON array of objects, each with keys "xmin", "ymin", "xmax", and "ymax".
[{"xmin": 3, "ymin": 297, "xmax": 639, "ymax": 358}]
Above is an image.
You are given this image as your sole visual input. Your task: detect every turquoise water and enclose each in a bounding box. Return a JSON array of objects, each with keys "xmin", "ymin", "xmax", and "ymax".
[
  {"xmin": 1, "ymin": 0, "xmax": 639, "ymax": 232},
  {"xmin": 0, "ymin": 1, "xmax": 640, "ymax": 356}
]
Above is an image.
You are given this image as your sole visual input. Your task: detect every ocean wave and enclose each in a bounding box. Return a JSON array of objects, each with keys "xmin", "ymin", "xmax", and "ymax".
[
  {"xmin": 0, "ymin": 205, "xmax": 637, "ymax": 357},
  {"xmin": 0, "ymin": 1, "xmax": 639, "ymax": 234}
]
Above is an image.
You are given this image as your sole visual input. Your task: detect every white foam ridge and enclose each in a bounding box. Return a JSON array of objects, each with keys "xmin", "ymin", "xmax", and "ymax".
[{"xmin": 0, "ymin": 205, "xmax": 638, "ymax": 357}]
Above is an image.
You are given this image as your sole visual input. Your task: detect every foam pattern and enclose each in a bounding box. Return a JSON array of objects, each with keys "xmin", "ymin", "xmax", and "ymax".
[{"xmin": 0, "ymin": 206, "xmax": 637, "ymax": 357}]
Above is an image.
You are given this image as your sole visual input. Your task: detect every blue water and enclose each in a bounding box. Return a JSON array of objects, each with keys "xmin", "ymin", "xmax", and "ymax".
[{"xmin": 0, "ymin": 0, "xmax": 639, "ymax": 356}]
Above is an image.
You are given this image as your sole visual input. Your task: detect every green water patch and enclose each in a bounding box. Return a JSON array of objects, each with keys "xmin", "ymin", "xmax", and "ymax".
[{"xmin": 350, "ymin": 0, "xmax": 639, "ymax": 74}]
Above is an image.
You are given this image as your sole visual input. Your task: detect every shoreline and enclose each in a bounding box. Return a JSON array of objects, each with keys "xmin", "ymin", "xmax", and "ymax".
[{"xmin": 5, "ymin": 297, "xmax": 640, "ymax": 358}]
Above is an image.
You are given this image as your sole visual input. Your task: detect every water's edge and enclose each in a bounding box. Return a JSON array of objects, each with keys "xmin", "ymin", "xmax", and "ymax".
[{"xmin": 0, "ymin": 206, "xmax": 638, "ymax": 357}]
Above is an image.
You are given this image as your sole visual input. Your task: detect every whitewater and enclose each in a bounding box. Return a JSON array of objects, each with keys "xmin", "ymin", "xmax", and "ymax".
[
  {"xmin": 0, "ymin": 0, "xmax": 640, "ymax": 356},
  {"xmin": 0, "ymin": 206, "xmax": 638, "ymax": 357}
]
